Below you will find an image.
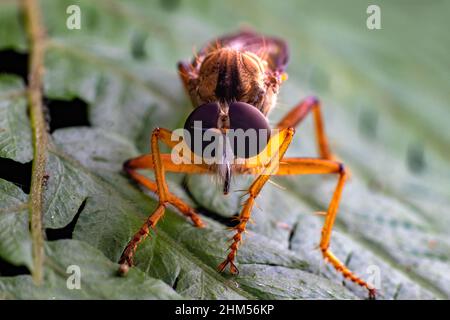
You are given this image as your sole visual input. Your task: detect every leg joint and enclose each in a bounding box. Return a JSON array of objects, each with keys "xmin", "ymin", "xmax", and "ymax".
[
  {"xmin": 152, "ymin": 127, "xmax": 161, "ymax": 137},
  {"xmin": 306, "ymin": 96, "xmax": 320, "ymax": 108},
  {"xmin": 287, "ymin": 127, "xmax": 296, "ymax": 136},
  {"xmin": 123, "ymin": 159, "xmax": 132, "ymax": 172},
  {"xmin": 338, "ymin": 163, "xmax": 347, "ymax": 175},
  {"xmin": 160, "ymin": 200, "xmax": 169, "ymax": 207}
]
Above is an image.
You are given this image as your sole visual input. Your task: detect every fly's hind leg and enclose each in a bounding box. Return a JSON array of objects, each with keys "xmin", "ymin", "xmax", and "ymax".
[
  {"xmin": 277, "ymin": 96, "xmax": 334, "ymax": 160},
  {"xmin": 275, "ymin": 158, "xmax": 376, "ymax": 298},
  {"xmin": 119, "ymin": 128, "xmax": 210, "ymax": 274}
]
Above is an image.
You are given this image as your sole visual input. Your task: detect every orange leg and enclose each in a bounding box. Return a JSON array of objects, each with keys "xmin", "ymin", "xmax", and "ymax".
[
  {"xmin": 275, "ymin": 157, "xmax": 375, "ymax": 298},
  {"xmin": 228, "ymin": 157, "xmax": 375, "ymax": 297},
  {"xmin": 218, "ymin": 128, "xmax": 295, "ymax": 274},
  {"xmin": 277, "ymin": 96, "xmax": 334, "ymax": 160},
  {"xmin": 123, "ymin": 161, "xmax": 207, "ymax": 227},
  {"xmin": 119, "ymin": 128, "xmax": 210, "ymax": 274}
]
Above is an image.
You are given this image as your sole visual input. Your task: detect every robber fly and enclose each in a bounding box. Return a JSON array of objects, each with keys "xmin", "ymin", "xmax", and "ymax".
[{"xmin": 119, "ymin": 30, "xmax": 376, "ymax": 298}]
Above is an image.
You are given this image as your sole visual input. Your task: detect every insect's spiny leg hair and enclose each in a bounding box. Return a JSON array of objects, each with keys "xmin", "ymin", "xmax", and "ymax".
[
  {"xmin": 318, "ymin": 164, "xmax": 376, "ymax": 298},
  {"xmin": 118, "ymin": 204, "xmax": 165, "ymax": 274},
  {"xmin": 322, "ymin": 248, "xmax": 377, "ymax": 298},
  {"xmin": 218, "ymin": 128, "xmax": 295, "ymax": 275},
  {"xmin": 120, "ymin": 128, "xmax": 171, "ymax": 275},
  {"xmin": 167, "ymin": 193, "xmax": 205, "ymax": 227},
  {"xmin": 124, "ymin": 159, "xmax": 206, "ymax": 228},
  {"xmin": 217, "ymin": 206, "xmax": 252, "ymax": 275},
  {"xmin": 120, "ymin": 128, "xmax": 211, "ymax": 275},
  {"xmin": 272, "ymin": 158, "xmax": 376, "ymax": 297}
]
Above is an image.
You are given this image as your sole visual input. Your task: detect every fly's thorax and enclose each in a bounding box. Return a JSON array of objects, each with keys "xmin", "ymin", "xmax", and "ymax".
[{"xmin": 196, "ymin": 48, "xmax": 269, "ymax": 112}]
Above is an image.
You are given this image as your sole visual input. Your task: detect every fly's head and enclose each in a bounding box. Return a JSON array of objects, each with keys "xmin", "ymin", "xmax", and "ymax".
[
  {"xmin": 186, "ymin": 48, "xmax": 283, "ymax": 117},
  {"xmin": 184, "ymin": 101, "xmax": 271, "ymax": 195},
  {"xmin": 180, "ymin": 37, "xmax": 288, "ymax": 194}
]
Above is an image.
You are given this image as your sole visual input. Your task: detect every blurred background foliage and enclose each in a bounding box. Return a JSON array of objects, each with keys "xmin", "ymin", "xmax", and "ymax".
[{"xmin": 0, "ymin": 0, "xmax": 449, "ymax": 299}]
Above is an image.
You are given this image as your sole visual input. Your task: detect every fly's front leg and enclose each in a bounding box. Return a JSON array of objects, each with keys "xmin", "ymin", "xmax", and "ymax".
[
  {"xmin": 119, "ymin": 128, "xmax": 208, "ymax": 275},
  {"xmin": 218, "ymin": 128, "xmax": 295, "ymax": 274},
  {"xmin": 123, "ymin": 154, "xmax": 209, "ymax": 227}
]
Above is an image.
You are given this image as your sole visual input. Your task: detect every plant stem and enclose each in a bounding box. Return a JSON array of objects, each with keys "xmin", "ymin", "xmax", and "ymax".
[{"xmin": 23, "ymin": 0, "xmax": 47, "ymax": 285}]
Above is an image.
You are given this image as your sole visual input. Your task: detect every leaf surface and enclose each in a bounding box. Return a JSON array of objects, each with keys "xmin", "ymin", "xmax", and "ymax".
[{"xmin": 0, "ymin": 0, "xmax": 449, "ymax": 299}]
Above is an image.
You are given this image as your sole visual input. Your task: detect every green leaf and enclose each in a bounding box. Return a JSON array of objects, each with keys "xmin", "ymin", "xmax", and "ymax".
[
  {"xmin": 0, "ymin": 0, "xmax": 449, "ymax": 300},
  {"xmin": 0, "ymin": 239, "xmax": 181, "ymax": 299},
  {"xmin": 52, "ymin": 127, "xmax": 353, "ymax": 299},
  {"xmin": 0, "ymin": 3, "xmax": 27, "ymax": 51},
  {"xmin": 0, "ymin": 179, "xmax": 32, "ymax": 270},
  {"xmin": 0, "ymin": 75, "xmax": 32, "ymax": 163}
]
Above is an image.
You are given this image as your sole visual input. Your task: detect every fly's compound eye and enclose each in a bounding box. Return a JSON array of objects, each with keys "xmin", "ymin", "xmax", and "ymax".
[
  {"xmin": 184, "ymin": 102, "xmax": 221, "ymax": 157},
  {"xmin": 228, "ymin": 102, "xmax": 271, "ymax": 158},
  {"xmin": 183, "ymin": 101, "xmax": 271, "ymax": 160}
]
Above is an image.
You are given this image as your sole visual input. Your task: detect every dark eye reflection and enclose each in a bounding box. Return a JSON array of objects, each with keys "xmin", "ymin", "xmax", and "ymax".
[
  {"xmin": 228, "ymin": 101, "xmax": 271, "ymax": 158},
  {"xmin": 183, "ymin": 101, "xmax": 271, "ymax": 159}
]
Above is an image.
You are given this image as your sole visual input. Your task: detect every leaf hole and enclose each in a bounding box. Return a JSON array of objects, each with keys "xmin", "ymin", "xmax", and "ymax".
[
  {"xmin": 288, "ymin": 221, "xmax": 299, "ymax": 250},
  {"xmin": 0, "ymin": 50, "xmax": 28, "ymax": 83},
  {"xmin": 0, "ymin": 257, "xmax": 30, "ymax": 277},
  {"xmin": 0, "ymin": 157, "xmax": 32, "ymax": 194},
  {"xmin": 45, "ymin": 97, "xmax": 90, "ymax": 133},
  {"xmin": 46, "ymin": 198, "xmax": 86, "ymax": 240},
  {"xmin": 172, "ymin": 273, "xmax": 180, "ymax": 290}
]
